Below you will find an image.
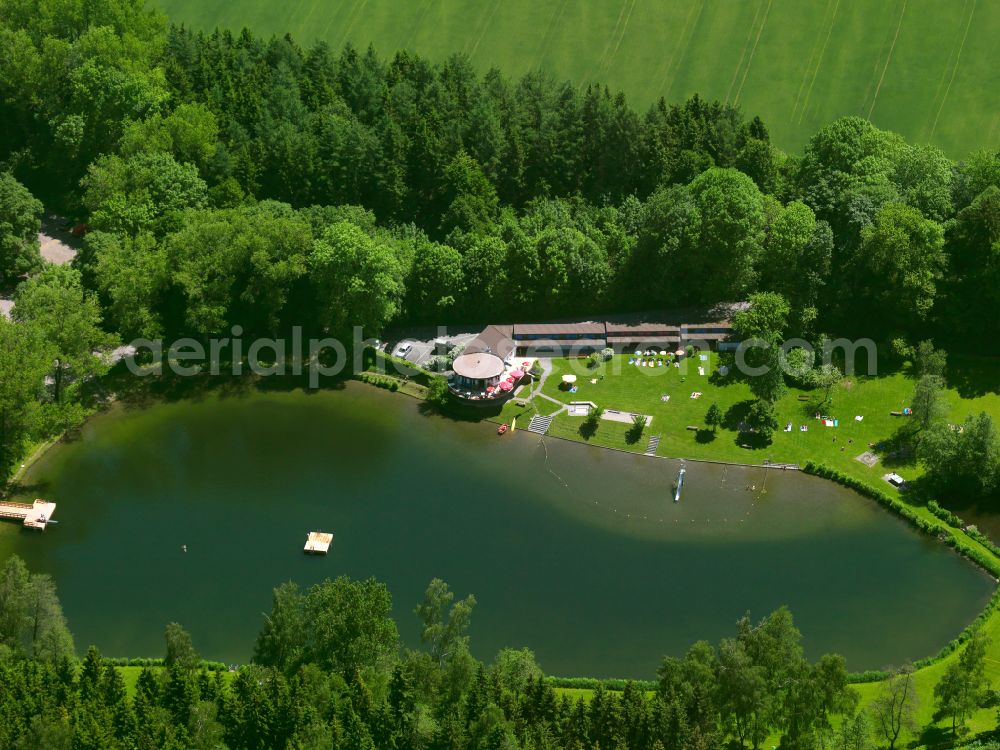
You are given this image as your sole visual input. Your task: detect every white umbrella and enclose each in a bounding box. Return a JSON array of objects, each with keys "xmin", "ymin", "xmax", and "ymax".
[{"xmin": 562, "ymin": 374, "xmax": 577, "ymax": 383}]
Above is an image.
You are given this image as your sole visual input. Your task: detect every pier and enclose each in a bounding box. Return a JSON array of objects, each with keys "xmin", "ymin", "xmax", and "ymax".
[
  {"xmin": 304, "ymin": 531, "xmax": 333, "ymax": 555},
  {"xmin": 0, "ymin": 499, "xmax": 57, "ymax": 530}
]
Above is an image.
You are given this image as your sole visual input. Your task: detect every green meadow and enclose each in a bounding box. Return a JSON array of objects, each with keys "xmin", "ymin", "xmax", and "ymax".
[{"xmin": 155, "ymin": 0, "xmax": 1000, "ymax": 156}]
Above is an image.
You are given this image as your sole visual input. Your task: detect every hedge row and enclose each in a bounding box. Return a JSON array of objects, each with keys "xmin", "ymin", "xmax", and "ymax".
[
  {"xmin": 926, "ymin": 500, "xmax": 1000, "ymax": 559},
  {"xmin": 804, "ymin": 463, "xmax": 1000, "ymax": 680},
  {"xmin": 357, "ymin": 372, "xmax": 400, "ymax": 391},
  {"xmin": 368, "ymin": 348, "xmax": 436, "ymax": 386},
  {"xmin": 966, "ymin": 526, "xmax": 1000, "ymax": 559},
  {"xmin": 927, "ymin": 499, "xmax": 963, "ymax": 528}
]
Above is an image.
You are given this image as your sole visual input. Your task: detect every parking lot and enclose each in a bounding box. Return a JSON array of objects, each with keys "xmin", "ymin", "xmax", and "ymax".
[{"xmin": 390, "ymin": 332, "xmax": 479, "ymax": 368}]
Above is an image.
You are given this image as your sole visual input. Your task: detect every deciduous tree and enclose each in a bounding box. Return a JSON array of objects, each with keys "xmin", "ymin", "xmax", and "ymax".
[
  {"xmin": 871, "ymin": 664, "xmax": 917, "ymax": 749},
  {"xmin": 0, "ymin": 172, "xmax": 43, "ymax": 282}
]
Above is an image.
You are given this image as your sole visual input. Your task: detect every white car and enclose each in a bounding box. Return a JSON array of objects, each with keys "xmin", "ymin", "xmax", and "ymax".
[{"xmin": 395, "ymin": 342, "xmax": 413, "ymax": 357}]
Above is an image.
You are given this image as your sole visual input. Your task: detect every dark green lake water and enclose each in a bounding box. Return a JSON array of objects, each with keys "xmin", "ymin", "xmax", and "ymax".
[{"xmin": 1, "ymin": 384, "xmax": 994, "ymax": 678}]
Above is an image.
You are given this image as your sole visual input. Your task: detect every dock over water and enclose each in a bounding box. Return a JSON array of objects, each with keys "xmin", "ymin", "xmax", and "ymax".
[
  {"xmin": 304, "ymin": 531, "xmax": 333, "ymax": 555},
  {"xmin": 0, "ymin": 499, "xmax": 57, "ymax": 530}
]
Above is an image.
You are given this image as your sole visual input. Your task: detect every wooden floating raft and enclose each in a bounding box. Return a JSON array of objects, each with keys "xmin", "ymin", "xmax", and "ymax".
[
  {"xmin": 0, "ymin": 499, "xmax": 57, "ymax": 530},
  {"xmin": 304, "ymin": 531, "xmax": 333, "ymax": 555}
]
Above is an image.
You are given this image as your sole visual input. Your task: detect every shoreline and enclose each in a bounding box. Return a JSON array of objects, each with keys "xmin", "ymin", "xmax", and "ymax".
[{"xmin": 5, "ymin": 433, "xmax": 65, "ymax": 492}]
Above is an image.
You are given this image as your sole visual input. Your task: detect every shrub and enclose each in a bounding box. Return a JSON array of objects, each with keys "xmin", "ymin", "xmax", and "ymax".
[
  {"xmin": 358, "ymin": 372, "xmax": 400, "ymax": 391},
  {"xmin": 890, "ymin": 337, "xmax": 914, "ymax": 363},
  {"xmin": 425, "ymin": 376, "xmax": 450, "ymax": 408},
  {"xmin": 927, "ymin": 499, "xmax": 963, "ymax": 528}
]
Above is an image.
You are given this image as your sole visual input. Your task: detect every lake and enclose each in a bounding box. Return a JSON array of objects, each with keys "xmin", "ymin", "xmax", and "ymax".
[{"xmin": 1, "ymin": 383, "xmax": 994, "ymax": 678}]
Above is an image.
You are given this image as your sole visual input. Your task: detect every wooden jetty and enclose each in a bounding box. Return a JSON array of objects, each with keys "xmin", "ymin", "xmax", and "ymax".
[
  {"xmin": 0, "ymin": 499, "xmax": 57, "ymax": 530},
  {"xmin": 304, "ymin": 531, "xmax": 333, "ymax": 555}
]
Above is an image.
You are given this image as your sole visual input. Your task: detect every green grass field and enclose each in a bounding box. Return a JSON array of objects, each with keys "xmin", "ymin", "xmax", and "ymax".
[{"xmin": 155, "ymin": 0, "xmax": 1000, "ymax": 156}]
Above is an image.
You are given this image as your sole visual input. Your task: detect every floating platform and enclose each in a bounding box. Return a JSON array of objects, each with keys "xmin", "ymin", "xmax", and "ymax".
[
  {"xmin": 304, "ymin": 531, "xmax": 333, "ymax": 555},
  {"xmin": 673, "ymin": 467, "xmax": 685, "ymax": 503},
  {"xmin": 0, "ymin": 499, "xmax": 57, "ymax": 530}
]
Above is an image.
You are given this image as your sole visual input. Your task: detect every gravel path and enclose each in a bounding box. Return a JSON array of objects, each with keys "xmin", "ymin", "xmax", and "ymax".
[{"xmin": 38, "ymin": 214, "xmax": 81, "ymax": 266}]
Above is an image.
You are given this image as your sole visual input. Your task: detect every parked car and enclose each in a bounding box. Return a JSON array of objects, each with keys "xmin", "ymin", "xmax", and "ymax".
[{"xmin": 395, "ymin": 342, "xmax": 413, "ymax": 357}]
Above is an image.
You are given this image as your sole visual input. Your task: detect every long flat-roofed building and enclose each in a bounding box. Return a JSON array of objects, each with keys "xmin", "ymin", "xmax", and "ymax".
[
  {"xmin": 605, "ymin": 321, "xmax": 681, "ymax": 349},
  {"xmin": 512, "ymin": 321, "xmax": 606, "ymax": 355}
]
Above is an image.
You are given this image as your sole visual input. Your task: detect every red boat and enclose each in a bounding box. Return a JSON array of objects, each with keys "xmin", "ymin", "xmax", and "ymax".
[{"xmin": 497, "ymin": 423, "xmax": 509, "ymax": 435}]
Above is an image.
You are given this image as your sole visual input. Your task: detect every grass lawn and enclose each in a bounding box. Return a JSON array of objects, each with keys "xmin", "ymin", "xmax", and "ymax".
[
  {"xmin": 155, "ymin": 0, "xmax": 1000, "ymax": 157},
  {"xmin": 521, "ymin": 352, "xmax": 1000, "ymax": 484}
]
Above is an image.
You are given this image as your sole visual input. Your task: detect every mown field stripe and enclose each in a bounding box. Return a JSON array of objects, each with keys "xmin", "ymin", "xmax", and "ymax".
[
  {"xmin": 866, "ymin": 0, "xmax": 907, "ymax": 120},
  {"xmin": 797, "ymin": 0, "xmax": 841, "ymax": 125},
  {"xmin": 929, "ymin": 0, "xmax": 976, "ymax": 140},
  {"xmin": 336, "ymin": 0, "xmax": 370, "ymax": 49},
  {"xmin": 316, "ymin": 0, "xmax": 354, "ymax": 48},
  {"xmin": 733, "ymin": 0, "xmax": 773, "ymax": 106},
  {"xmin": 593, "ymin": 0, "xmax": 632, "ymax": 77},
  {"xmin": 657, "ymin": 0, "xmax": 705, "ymax": 102},
  {"xmin": 534, "ymin": 0, "xmax": 571, "ymax": 69},
  {"xmin": 403, "ymin": 0, "xmax": 434, "ymax": 50},
  {"xmin": 724, "ymin": 0, "xmax": 763, "ymax": 104},
  {"xmin": 790, "ymin": 0, "xmax": 836, "ymax": 123},
  {"xmin": 926, "ymin": 0, "xmax": 968, "ymax": 121},
  {"xmin": 466, "ymin": 0, "xmax": 501, "ymax": 59},
  {"xmin": 607, "ymin": 0, "xmax": 639, "ymax": 64}
]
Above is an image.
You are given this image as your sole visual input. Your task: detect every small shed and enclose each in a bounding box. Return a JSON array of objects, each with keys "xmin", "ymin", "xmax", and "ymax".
[{"xmin": 884, "ymin": 473, "xmax": 907, "ymax": 489}]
